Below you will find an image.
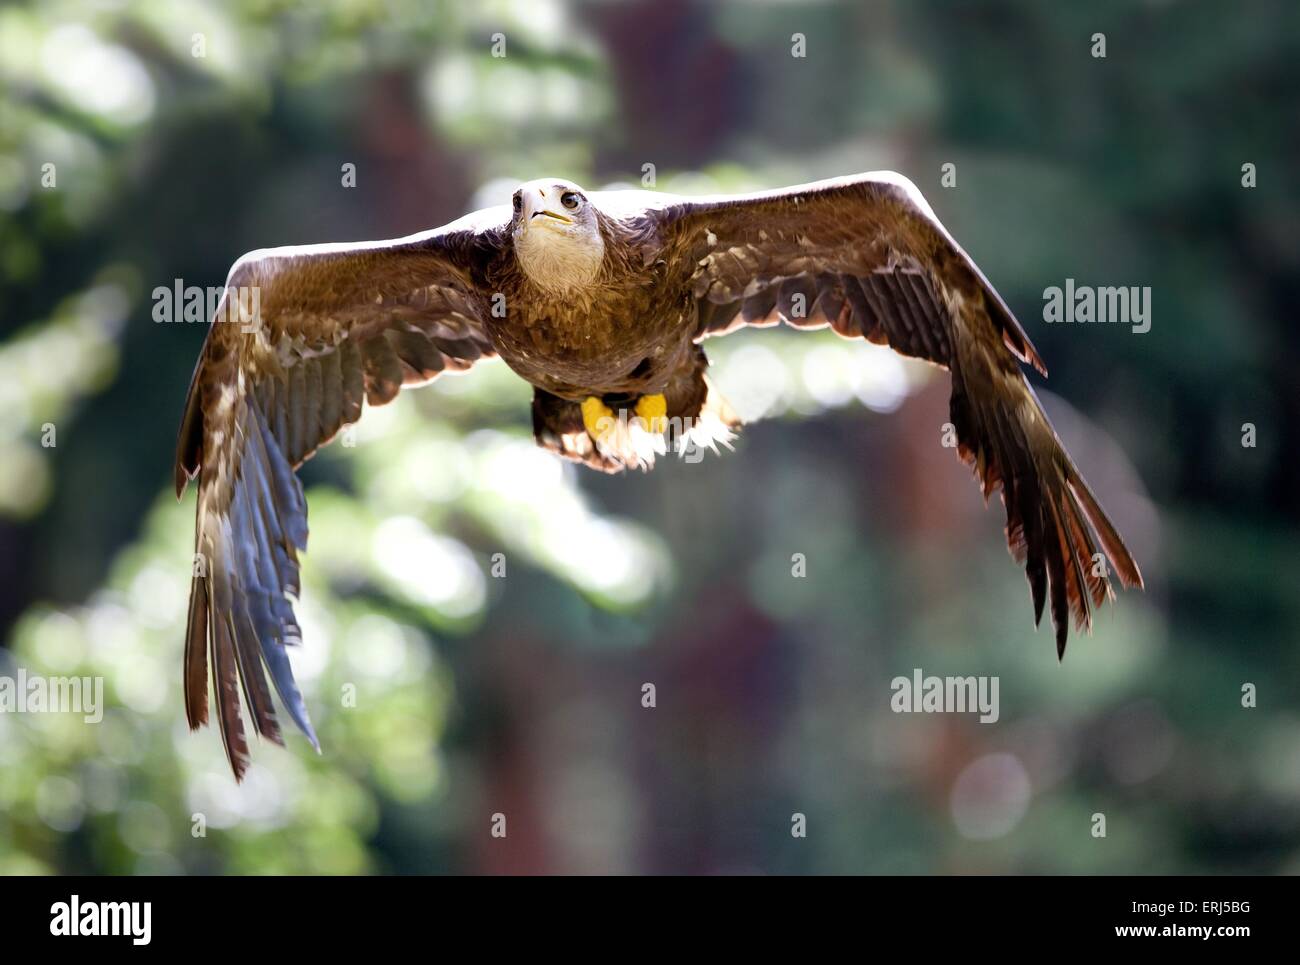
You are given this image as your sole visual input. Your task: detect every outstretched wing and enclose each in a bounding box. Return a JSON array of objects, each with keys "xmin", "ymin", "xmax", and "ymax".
[
  {"xmin": 175, "ymin": 208, "xmax": 507, "ymax": 780},
  {"xmin": 648, "ymin": 172, "xmax": 1142, "ymax": 653}
]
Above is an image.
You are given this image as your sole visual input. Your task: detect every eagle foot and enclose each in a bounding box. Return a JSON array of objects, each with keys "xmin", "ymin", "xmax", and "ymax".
[
  {"xmin": 634, "ymin": 393, "xmax": 668, "ymax": 434},
  {"xmin": 580, "ymin": 396, "xmax": 616, "ymax": 440}
]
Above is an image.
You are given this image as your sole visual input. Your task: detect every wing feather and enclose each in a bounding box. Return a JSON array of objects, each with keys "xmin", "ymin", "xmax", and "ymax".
[
  {"xmin": 285, "ymin": 359, "xmax": 308, "ymax": 464},
  {"xmin": 317, "ymin": 346, "xmax": 343, "ymax": 444},
  {"xmin": 338, "ymin": 337, "xmax": 365, "ymax": 427},
  {"xmin": 300, "ymin": 358, "xmax": 322, "ymax": 462}
]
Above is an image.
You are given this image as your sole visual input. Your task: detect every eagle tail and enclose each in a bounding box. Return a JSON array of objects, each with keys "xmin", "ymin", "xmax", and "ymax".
[
  {"xmin": 949, "ymin": 363, "xmax": 1142, "ymax": 659},
  {"xmin": 677, "ymin": 374, "xmax": 740, "ymax": 456},
  {"xmin": 532, "ymin": 390, "xmax": 629, "ymax": 473}
]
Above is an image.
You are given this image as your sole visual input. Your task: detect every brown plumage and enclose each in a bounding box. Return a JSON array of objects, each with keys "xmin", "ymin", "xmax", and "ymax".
[{"xmin": 175, "ymin": 172, "xmax": 1142, "ymax": 779}]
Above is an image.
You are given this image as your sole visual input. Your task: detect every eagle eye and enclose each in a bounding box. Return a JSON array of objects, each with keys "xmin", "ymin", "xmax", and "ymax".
[{"xmin": 561, "ymin": 191, "xmax": 581, "ymax": 211}]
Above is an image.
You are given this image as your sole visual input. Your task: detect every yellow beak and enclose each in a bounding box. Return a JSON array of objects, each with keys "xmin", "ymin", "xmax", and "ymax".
[{"xmin": 529, "ymin": 209, "xmax": 573, "ymax": 226}]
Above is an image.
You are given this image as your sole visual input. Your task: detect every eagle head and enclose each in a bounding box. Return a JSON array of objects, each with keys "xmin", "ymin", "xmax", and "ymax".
[{"xmin": 511, "ymin": 178, "xmax": 606, "ymax": 292}]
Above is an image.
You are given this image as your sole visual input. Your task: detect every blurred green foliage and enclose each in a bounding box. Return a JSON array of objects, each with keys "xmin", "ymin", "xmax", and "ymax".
[{"xmin": 1, "ymin": 0, "xmax": 1298, "ymax": 874}]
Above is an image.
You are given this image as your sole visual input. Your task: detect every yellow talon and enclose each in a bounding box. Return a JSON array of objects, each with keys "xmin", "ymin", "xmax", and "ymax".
[
  {"xmin": 581, "ymin": 396, "xmax": 616, "ymax": 440},
  {"xmin": 635, "ymin": 393, "xmax": 668, "ymax": 434}
]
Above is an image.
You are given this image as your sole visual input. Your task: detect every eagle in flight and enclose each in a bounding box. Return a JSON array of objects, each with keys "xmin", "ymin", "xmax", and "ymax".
[{"xmin": 175, "ymin": 172, "xmax": 1143, "ymax": 778}]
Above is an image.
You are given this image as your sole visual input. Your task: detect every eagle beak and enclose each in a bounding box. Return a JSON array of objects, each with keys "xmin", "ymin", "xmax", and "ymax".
[
  {"xmin": 523, "ymin": 190, "xmax": 574, "ymax": 228},
  {"xmin": 530, "ymin": 209, "xmax": 574, "ymax": 226}
]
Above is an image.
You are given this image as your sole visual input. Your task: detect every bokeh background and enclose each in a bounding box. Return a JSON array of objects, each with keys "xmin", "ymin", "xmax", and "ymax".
[{"xmin": 1, "ymin": 0, "xmax": 1298, "ymax": 874}]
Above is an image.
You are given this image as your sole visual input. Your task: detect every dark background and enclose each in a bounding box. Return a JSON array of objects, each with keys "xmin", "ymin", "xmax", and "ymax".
[{"xmin": 1, "ymin": 0, "xmax": 1297, "ymax": 873}]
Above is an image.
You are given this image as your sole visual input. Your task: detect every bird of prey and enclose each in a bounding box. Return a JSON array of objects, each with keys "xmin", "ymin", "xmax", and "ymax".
[{"xmin": 175, "ymin": 172, "xmax": 1143, "ymax": 778}]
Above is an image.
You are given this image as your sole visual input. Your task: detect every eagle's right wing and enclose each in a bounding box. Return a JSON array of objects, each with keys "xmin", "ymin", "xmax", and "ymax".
[{"xmin": 175, "ymin": 208, "xmax": 507, "ymax": 780}]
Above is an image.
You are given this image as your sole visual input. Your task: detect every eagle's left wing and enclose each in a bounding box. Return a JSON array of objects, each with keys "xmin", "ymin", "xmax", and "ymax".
[{"xmin": 647, "ymin": 172, "xmax": 1142, "ymax": 655}]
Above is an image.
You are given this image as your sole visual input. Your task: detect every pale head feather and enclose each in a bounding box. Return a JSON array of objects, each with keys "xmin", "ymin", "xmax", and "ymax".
[{"xmin": 511, "ymin": 178, "xmax": 606, "ymax": 292}]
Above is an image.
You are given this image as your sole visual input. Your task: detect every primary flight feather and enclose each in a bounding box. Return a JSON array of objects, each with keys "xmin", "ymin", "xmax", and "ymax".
[{"xmin": 174, "ymin": 172, "xmax": 1143, "ymax": 779}]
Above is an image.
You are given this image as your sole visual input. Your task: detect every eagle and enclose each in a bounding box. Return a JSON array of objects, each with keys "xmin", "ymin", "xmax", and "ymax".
[{"xmin": 174, "ymin": 172, "xmax": 1143, "ymax": 779}]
